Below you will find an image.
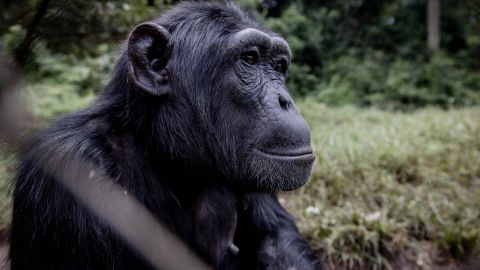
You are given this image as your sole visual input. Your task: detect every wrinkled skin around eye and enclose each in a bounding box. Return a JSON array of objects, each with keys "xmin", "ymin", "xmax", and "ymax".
[{"xmin": 212, "ymin": 40, "xmax": 314, "ymax": 192}]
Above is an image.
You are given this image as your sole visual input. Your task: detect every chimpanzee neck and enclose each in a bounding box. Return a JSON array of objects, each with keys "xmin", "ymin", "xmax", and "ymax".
[
  {"xmin": 140, "ymin": 151, "xmax": 241, "ymax": 268},
  {"xmin": 99, "ymin": 121, "xmax": 240, "ymax": 267}
]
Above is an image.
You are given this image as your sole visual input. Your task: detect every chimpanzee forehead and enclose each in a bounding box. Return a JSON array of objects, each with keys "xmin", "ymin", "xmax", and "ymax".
[{"xmin": 231, "ymin": 28, "xmax": 291, "ymax": 56}]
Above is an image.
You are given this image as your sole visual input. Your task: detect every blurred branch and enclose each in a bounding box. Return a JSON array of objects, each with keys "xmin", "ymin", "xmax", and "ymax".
[
  {"xmin": 14, "ymin": 0, "xmax": 51, "ymax": 66},
  {"xmin": 427, "ymin": 0, "xmax": 441, "ymax": 50},
  {"xmin": 469, "ymin": 0, "xmax": 480, "ymax": 12},
  {"xmin": 0, "ymin": 48, "xmax": 33, "ymax": 150}
]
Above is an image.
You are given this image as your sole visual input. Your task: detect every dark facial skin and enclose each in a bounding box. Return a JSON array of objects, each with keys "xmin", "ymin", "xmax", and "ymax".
[{"xmin": 225, "ymin": 28, "xmax": 315, "ymax": 191}]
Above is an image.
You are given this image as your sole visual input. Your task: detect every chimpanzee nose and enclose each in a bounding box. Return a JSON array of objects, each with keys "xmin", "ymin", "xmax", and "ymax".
[
  {"xmin": 270, "ymin": 93, "xmax": 311, "ymax": 149},
  {"xmin": 278, "ymin": 94, "xmax": 292, "ymax": 111},
  {"xmin": 256, "ymin": 89, "xmax": 312, "ymax": 156}
]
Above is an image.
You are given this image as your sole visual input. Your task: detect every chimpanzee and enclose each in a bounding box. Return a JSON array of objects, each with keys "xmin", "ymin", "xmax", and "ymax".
[{"xmin": 9, "ymin": 1, "xmax": 322, "ymax": 269}]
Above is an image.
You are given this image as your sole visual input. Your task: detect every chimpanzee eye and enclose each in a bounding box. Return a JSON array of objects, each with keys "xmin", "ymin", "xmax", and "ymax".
[
  {"xmin": 275, "ymin": 59, "xmax": 287, "ymax": 73},
  {"xmin": 241, "ymin": 51, "xmax": 259, "ymax": 65}
]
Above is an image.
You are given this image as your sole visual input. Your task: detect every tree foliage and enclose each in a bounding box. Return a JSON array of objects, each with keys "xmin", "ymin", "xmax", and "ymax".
[
  {"xmin": 253, "ymin": 0, "xmax": 480, "ymax": 107},
  {"xmin": 0, "ymin": 0, "xmax": 164, "ymax": 64},
  {"xmin": 1, "ymin": 0, "xmax": 479, "ymax": 108}
]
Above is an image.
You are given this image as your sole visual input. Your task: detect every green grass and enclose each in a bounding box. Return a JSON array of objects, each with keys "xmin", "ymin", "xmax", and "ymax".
[
  {"xmin": 1, "ymin": 93, "xmax": 479, "ymax": 269},
  {"xmin": 285, "ymin": 99, "xmax": 480, "ymax": 269},
  {"xmin": 0, "ymin": 146, "xmax": 13, "ymax": 232}
]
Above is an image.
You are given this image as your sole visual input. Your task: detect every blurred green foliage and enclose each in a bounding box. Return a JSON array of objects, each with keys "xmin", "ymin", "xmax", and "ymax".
[
  {"xmin": 312, "ymin": 51, "xmax": 480, "ymax": 108},
  {"xmin": 255, "ymin": 0, "xmax": 480, "ymax": 108},
  {"xmin": 25, "ymin": 43, "xmax": 114, "ymax": 119},
  {"xmin": 0, "ymin": 0, "xmax": 162, "ymax": 58},
  {"xmin": 1, "ymin": 0, "xmax": 479, "ymax": 109}
]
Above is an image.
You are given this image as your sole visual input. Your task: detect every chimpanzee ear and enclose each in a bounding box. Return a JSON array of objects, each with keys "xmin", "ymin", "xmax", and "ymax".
[{"xmin": 127, "ymin": 22, "xmax": 171, "ymax": 96}]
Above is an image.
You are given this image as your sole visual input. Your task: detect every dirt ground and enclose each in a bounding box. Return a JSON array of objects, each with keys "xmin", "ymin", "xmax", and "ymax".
[
  {"xmin": 0, "ymin": 239, "xmax": 477, "ymax": 270},
  {"xmin": 388, "ymin": 241, "xmax": 480, "ymax": 270}
]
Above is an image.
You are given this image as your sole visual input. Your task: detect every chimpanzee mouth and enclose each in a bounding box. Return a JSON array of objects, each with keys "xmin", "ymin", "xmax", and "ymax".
[{"xmin": 254, "ymin": 147, "xmax": 315, "ymax": 161}]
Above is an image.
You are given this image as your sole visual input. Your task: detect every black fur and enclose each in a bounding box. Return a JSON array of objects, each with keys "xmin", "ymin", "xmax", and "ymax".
[{"xmin": 9, "ymin": 2, "xmax": 322, "ymax": 269}]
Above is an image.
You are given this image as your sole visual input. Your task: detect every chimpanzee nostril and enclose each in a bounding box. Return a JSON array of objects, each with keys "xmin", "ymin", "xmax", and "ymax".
[{"xmin": 278, "ymin": 95, "xmax": 290, "ymax": 111}]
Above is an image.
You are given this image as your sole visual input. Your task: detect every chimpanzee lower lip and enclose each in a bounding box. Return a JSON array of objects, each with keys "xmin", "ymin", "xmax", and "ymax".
[{"xmin": 254, "ymin": 148, "xmax": 315, "ymax": 160}]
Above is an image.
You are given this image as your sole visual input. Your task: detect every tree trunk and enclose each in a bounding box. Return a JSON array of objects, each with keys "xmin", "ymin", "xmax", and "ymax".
[
  {"xmin": 14, "ymin": 0, "xmax": 51, "ymax": 66},
  {"xmin": 427, "ymin": 0, "xmax": 441, "ymax": 50}
]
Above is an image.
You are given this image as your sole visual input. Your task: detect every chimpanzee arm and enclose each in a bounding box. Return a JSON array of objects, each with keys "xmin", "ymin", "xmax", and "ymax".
[
  {"xmin": 10, "ymin": 155, "xmax": 153, "ymax": 270},
  {"xmin": 236, "ymin": 193, "xmax": 323, "ymax": 270}
]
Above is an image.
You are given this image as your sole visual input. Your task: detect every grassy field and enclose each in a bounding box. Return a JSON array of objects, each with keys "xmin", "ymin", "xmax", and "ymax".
[
  {"xmin": 0, "ymin": 148, "xmax": 13, "ymax": 232},
  {"xmin": 290, "ymin": 99, "xmax": 480, "ymax": 269},
  {"xmin": 0, "ymin": 95, "xmax": 479, "ymax": 269}
]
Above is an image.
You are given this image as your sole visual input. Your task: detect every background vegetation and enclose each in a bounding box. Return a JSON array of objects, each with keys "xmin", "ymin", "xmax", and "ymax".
[{"xmin": 0, "ymin": 0, "xmax": 479, "ymax": 269}]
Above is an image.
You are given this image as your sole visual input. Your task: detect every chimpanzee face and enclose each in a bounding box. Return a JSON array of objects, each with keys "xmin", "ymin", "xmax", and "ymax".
[
  {"xmin": 127, "ymin": 20, "xmax": 314, "ymax": 192},
  {"xmin": 220, "ymin": 28, "xmax": 314, "ymax": 191}
]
